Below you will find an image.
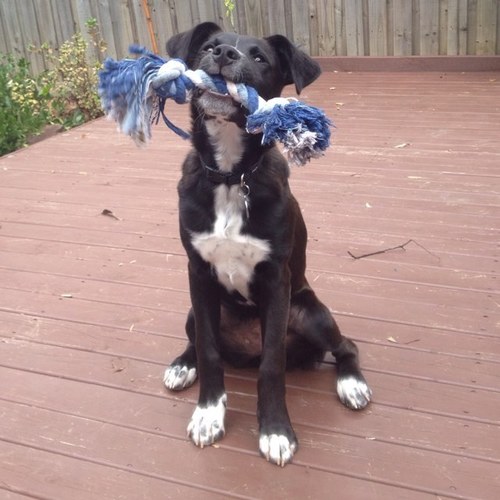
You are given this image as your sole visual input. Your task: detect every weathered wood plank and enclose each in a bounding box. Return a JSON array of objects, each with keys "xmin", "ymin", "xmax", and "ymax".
[
  {"xmin": 392, "ymin": 0, "xmax": 413, "ymax": 55},
  {"xmin": 128, "ymin": 0, "xmax": 154, "ymax": 49},
  {"xmin": 467, "ymin": 0, "xmax": 479, "ymax": 54},
  {"xmin": 314, "ymin": 0, "xmax": 336, "ymax": 55},
  {"xmin": 266, "ymin": 0, "xmax": 287, "ymax": 35},
  {"xmin": 367, "ymin": 0, "xmax": 388, "ymax": 55},
  {"xmin": 0, "ymin": 440, "xmax": 221, "ymax": 500},
  {"xmin": 418, "ymin": 0, "xmax": 440, "ymax": 55},
  {"xmin": 71, "ymin": 0, "xmax": 94, "ymax": 33},
  {"xmin": 50, "ymin": 0, "xmax": 75, "ymax": 45},
  {"xmin": 14, "ymin": 0, "xmax": 44, "ymax": 73},
  {"xmin": 439, "ymin": 0, "xmax": 448, "ymax": 54},
  {"xmin": 447, "ymin": 0, "xmax": 459, "ymax": 55},
  {"xmin": 109, "ymin": 0, "xmax": 135, "ymax": 58},
  {"xmin": 31, "ymin": 0, "xmax": 59, "ymax": 70},
  {"xmin": 308, "ymin": 0, "xmax": 319, "ymax": 55},
  {"xmin": 498, "ymin": 0, "xmax": 500, "ymax": 53},
  {"xmin": 196, "ymin": 0, "xmax": 218, "ymax": 24},
  {"xmin": 95, "ymin": 0, "xmax": 117, "ymax": 58},
  {"xmin": 171, "ymin": 0, "xmax": 194, "ymax": 32},
  {"xmin": 150, "ymin": 0, "xmax": 176, "ymax": 56},
  {"xmin": 242, "ymin": 0, "xmax": 265, "ymax": 37},
  {"xmin": 345, "ymin": 0, "xmax": 364, "ymax": 56},
  {"xmin": 290, "ymin": 0, "xmax": 311, "ymax": 52},
  {"xmin": 458, "ymin": 0, "xmax": 469, "ymax": 54},
  {"xmin": 0, "ymin": 1, "xmax": 22, "ymax": 56},
  {"xmin": 333, "ymin": 0, "xmax": 346, "ymax": 55},
  {"xmin": 475, "ymin": 0, "xmax": 498, "ymax": 54},
  {"xmin": 0, "ymin": 3, "xmax": 8, "ymax": 53}
]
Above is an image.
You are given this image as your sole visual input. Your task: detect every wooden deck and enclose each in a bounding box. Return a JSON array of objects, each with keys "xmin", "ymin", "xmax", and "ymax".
[{"xmin": 1, "ymin": 67, "xmax": 499, "ymax": 499}]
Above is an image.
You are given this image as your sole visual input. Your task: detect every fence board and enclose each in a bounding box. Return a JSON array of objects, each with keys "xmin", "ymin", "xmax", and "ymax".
[
  {"xmin": 439, "ymin": 0, "xmax": 448, "ymax": 54},
  {"xmin": 190, "ymin": 0, "xmax": 202, "ymax": 26},
  {"xmin": 0, "ymin": 18, "xmax": 6, "ymax": 55},
  {"xmin": 467, "ymin": 0, "xmax": 479, "ymax": 54},
  {"xmin": 367, "ymin": 0, "xmax": 387, "ymax": 55},
  {"xmin": 447, "ymin": 0, "xmax": 459, "ymax": 55},
  {"xmin": 197, "ymin": 0, "xmax": 218, "ymax": 27},
  {"xmin": 458, "ymin": 0, "xmax": 469, "ymax": 54},
  {"xmin": 290, "ymin": 0, "xmax": 311, "ymax": 52},
  {"xmin": 71, "ymin": 0, "xmax": 94, "ymax": 34},
  {"xmin": 418, "ymin": 0, "xmax": 440, "ymax": 55},
  {"xmin": 50, "ymin": 0, "xmax": 75, "ymax": 46},
  {"xmin": 308, "ymin": 0, "xmax": 319, "ymax": 55},
  {"xmin": 128, "ymin": 0, "xmax": 153, "ymax": 49},
  {"xmin": 498, "ymin": 0, "xmax": 500, "ymax": 53},
  {"xmin": 1, "ymin": 0, "xmax": 499, "ymax": 74},
  {"xmin": 392, "ymin": 0, "xmax": 413, "ymax": 55},
  {"xmin": 171, "ymin": 0, "xmax": 194, "ymax": 32},
  {"xmin": 266, "ymin": 0, "xmax": 286, "ymax": 35},
  {"xmin": 242, "ymin": 0, "xmax": 265, "ymax": 37},
  {"xmin": 15, "ymin": 0, "xmax": 44, "ymax": 73},
  {"xmin": 315, "ymin": 0, "xmax": 336, "ymax": 55},
  {"xmin": 333, "ymin": 0, "xmax": 346, "ymax": 55},
  {"xmin": 476, "ymin": 0, "xmax": 498, "ymax": 53},
  {"xmin": 345, "ymin": 0, "xmax": 364, "ymax": 56},
  {"xmin": 153, "ymin": 1, "xmax": 176, "ymax": 56},
  {"xmin": 31, "ymin": 0, "xmax": 58, "ymax": 70},
  {"xmin": 95, "ymin": 0, "xmax": 117, "ymax": 58},
  {"xmin": 111, "ymin": 0, "xmax": 135, "ymax": 58},
  {"xmin": 0, "ymin": 2, "xmax": 18, "ymax": 57}
]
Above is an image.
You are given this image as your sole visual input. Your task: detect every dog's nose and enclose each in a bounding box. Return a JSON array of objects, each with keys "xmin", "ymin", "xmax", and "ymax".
[{"xmin": 212, "ymin": 44, "xmax": 241, "ymax": 66}]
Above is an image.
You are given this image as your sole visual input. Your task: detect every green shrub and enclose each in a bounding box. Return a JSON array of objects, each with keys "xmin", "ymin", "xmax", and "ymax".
[
  {"xmin": 0, "ymin": 55, "xmax": 52, "ymax": 155},
  {"xmin": 0, "ymin": 19, "xmax": 107, "ymax": 155},
  {"xmin": 36, "ymin": 18, "xmax": 106, "ymax": 128}
]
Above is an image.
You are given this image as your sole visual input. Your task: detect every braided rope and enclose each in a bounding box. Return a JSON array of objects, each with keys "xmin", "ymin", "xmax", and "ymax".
[{"xmin": 98, "ymin": 45, "xmax": 332, "ymax": 166}]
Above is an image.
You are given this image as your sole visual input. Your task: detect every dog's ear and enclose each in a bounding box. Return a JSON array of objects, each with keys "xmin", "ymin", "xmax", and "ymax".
[
  {"xmin": 167, "ymin": 22, "xmax": 222, "ymax": 68},
  {"xmin": 266, "ymin": 35, "xmax": 321, "ymax": 94}
]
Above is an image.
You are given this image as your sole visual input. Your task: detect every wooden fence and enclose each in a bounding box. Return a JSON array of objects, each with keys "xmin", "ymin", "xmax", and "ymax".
[{"xmin": 1, "ymin": 0, "xmax": 499, "ymax": 74}]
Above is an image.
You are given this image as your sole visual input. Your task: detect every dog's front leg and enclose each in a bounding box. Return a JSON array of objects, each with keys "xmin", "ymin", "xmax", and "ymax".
[
  {"xmin": 186, "ymin": 261, "xmax": 227, "ymax": 448},
  {"xmin": 256, "ymin": 263, "xmax": 297, "ymax": 466}
]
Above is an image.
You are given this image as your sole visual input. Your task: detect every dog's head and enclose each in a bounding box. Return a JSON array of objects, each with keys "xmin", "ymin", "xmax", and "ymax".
[{"xmin": 167, "ymin": 22, "xmax": 321, "ymax": 111}]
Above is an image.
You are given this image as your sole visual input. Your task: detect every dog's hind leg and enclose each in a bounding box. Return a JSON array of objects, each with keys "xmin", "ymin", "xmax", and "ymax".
[
  {"xmin": 289, "ymin": 287, "xmax": 372, "ymax": 410},
  {"xmin": 163, "ymin": 309, "xmax": 198, "ymax": 391}
]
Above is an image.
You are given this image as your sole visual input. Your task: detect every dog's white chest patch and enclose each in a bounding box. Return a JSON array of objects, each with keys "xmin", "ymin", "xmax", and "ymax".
[
  {"xmin": 205, "ymin": 118, "xmax": 243, "ymax": 172},
  {"xmin": 192, "ymin": 185, "xmax": 270, "ymax": 301}
]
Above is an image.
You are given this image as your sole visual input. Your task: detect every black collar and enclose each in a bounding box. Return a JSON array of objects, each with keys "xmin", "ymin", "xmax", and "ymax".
[{"xmin": 202, "ymin": 159, "xmax": 261, "ymax": 186}]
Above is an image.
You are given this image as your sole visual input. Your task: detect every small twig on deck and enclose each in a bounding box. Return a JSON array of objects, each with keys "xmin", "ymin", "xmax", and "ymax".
[
  {"xmin": 348, "ymin": 239, "xmax": 440, "ymax": 261},
  {"xmin": 101, "ymin": 208, "xmax": 121, "ymax": 221}
]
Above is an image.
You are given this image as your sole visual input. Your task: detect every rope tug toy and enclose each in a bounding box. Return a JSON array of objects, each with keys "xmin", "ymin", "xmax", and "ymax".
[{"xmin": 98, "ymin": 45, "xmax": 332, "ymax": 166}]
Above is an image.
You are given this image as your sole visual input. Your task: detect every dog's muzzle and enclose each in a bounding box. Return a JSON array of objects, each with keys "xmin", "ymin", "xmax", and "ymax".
[{"xmin": 196, "ymin": 89, "xmax": 240, "ymax": 117}]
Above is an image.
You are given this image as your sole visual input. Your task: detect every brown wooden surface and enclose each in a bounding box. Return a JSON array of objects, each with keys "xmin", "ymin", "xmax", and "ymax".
[{"xmin": 1, "ymin": 68, "xmax": 499, "ymax": 499}]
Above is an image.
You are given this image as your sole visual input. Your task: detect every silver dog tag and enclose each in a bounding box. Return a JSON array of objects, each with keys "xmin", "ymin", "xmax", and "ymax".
[{"xmin": 239, "ymin": 174, "xmax": 251, "ymax": 219}]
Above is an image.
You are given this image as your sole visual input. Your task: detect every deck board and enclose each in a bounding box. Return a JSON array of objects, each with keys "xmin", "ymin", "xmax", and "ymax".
[{"xmin": 0, "ymin": 68, "xmax": 499, "ymax": 499}]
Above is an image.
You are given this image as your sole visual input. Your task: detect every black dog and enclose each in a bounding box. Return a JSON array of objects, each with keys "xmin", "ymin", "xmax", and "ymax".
[{"xmin": 163, "ymin": 22, "xmax": 371, "ymax": 466}]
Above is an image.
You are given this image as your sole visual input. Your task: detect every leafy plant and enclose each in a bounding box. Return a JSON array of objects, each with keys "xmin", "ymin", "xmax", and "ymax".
[
  {"xmin": 224, "ymin": 0, "xmax": 236, "ymax": 28},
  {"xmin": 0, "ymin": 18, "xmax": 107, "ymax": 155},
  {"xmin": 0, "ymin": 55, "xmax": 52, "ymax": 155},
  {"xmin": 35, "ymin": 18, "xmax": 107, "ymax": 128}
]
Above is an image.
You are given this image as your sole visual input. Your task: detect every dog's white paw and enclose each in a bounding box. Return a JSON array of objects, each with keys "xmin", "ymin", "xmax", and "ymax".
[
  {"xmin": 337, "ymin": 376, "xmax": 372, "ymax": 410},
  {"xmin": 259, "ymin": 433, "xmax": 297, "ymax": 467},
  {"xmin": 187, "ymin": 394, "xmax": 227, "ymax": 447},
  {"xmin": 163, "ymin": 364, "xmax": 197, "ymax": 391}
]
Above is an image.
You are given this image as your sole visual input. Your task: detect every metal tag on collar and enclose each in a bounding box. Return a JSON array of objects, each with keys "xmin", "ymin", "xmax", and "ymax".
[{"xmin": 239, "ymin": 173, "xmax": 251, "ymax": 219}]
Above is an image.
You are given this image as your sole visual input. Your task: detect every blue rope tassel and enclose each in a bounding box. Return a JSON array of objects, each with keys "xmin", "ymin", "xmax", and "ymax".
[{"xmin": 98, "ymin": 45, "xmax": 332, "ymax": 166}]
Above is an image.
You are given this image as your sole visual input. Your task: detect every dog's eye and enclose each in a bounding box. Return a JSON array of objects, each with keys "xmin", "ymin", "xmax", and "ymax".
[
  {"xmin": 254, "ymin": 54, "xmax": 266, "ymax": 63},
  {"xmin": 204, "ymin": 44, "xmax": 215, "ymax": 53}
]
